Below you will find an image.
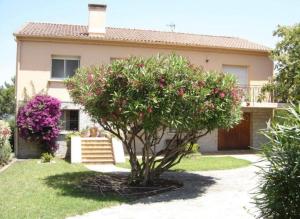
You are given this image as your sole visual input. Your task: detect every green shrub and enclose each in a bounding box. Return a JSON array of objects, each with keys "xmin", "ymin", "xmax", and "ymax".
[
  {"xmin": 0, "ymin": 141, "xmax": 11, "ymax": 165},
  {"xmin": 0, "ymin": 120, "xmax": 12, "ymax": 165},
  {"xmin": 65, "ymin": 54, "xmax": 242, "ymax": 185},
  {"xmin": 41, "ymin": 153, "xmax": 54, "ymax": 163},
  {"xmin": 255, "ymin": 104, "xmax": 300, "ymax": 219},
  {"xmin": 185, "ymin": 143, "xmax": 200, "ymax": 154},
  {"xmin": 65, "ymin": 131, "xmax": 81, "ymax": 142}
]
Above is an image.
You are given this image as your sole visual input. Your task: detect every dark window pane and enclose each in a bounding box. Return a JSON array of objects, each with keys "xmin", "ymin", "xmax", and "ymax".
[
  {"xmin": 69, "ymin": 110, "xmax": 79, "ymax": 131},
  {"xmin": 65, "ymin": 60, "xmax": 79, "ymax": 77},
  {"xmin": 61, "ymin": 110, "xmax": 79, "ymax": 131},
  {"xmin": 52, "ymin": 59, "xmax": 64, "ymax": 78}
]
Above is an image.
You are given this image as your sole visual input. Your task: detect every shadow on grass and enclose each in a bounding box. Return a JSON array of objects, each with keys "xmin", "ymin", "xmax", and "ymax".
[
  {"xmin": 44, "ymin": 170, "xmax": 216, "ymax": 204},
  {"xmin": 44, "ymin": 171, "xmax": 128, "ymax": 202}
]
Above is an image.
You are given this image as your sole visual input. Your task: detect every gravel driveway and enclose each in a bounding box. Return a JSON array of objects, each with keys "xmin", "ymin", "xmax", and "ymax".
[{"xmin": 69, "ymin": 155, "xmax": 262, "ymax": 219}]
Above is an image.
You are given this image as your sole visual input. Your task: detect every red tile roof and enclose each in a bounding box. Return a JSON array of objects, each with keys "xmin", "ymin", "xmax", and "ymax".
[{"xmin": 15, "ymin": 22, "xmax": 270, "ymax": 52}]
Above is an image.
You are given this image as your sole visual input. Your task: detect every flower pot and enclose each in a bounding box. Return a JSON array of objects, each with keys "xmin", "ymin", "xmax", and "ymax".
[{"xmin": 89, "ymin": 127, "xmax": 98, "ymax": 137}]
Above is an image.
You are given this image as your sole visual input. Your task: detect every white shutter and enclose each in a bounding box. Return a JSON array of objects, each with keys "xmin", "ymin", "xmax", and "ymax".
[{"xmin": 223, "ymin": 65, "xmax": 248, "ymax": 86}]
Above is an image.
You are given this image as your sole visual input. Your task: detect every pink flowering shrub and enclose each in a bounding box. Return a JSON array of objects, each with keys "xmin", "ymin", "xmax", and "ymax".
[
  {"xmin": 65, "ymin": 54, "xmax": 242, "ymax": 185},
  {"xmin": 17, "ymin": 95, "xmax": 61, "ymax": 153}
]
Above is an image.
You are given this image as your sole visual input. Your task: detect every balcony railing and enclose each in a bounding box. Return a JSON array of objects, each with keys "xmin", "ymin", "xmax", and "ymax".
[{"xmin": 239, "ymin": 85, "xmax": 275, "ymax": 104}]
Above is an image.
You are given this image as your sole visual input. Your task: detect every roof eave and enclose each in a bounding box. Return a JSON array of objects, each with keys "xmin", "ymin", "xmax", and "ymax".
[{"xmin": 14, "ymin": 34, "xmax": 271, "ymax": 55}]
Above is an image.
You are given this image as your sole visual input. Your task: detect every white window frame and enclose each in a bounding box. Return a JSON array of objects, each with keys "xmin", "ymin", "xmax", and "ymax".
[
  {"xmin": 51, "ymin": 56, "xmax": 80, "ymax": 79},
  {"xmin": 60, "ymin": 110, "xmax": 80, "ymax": 131}
]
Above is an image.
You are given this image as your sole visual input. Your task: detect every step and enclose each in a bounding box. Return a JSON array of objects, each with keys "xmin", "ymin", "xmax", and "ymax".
[
  {"xmin": 82, "ymin": 149, "xmax": 112, "ymax": 154},
  {"xmin": 81, "ymin": 140, "xmax": 111, "ymax": 144},
  {"xmin": 82, "ymin": 160, "xmax": 114, "ymax": 164},
  {"xmin": 82, "ymin": 153, "xmax": 113, "ymax": 157},
  {"xmin": 82, "ymin": 158, "xmax": 114, "ymax": 162},
  {"xmin": 81, "ymin": 143, "xmax": 112, "ymax": 146},
  {"xmin": 82, "ymin": 154, "xmax": 113, "ymax": 159},
  {"xmin": 82, "ymin": 145, "xmax": 112, "ymax": 150}
]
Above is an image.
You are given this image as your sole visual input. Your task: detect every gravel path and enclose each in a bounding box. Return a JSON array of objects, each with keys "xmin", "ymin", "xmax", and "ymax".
[{"xmin": 70, "ymin": 155, "xmax": 263, "ymax": 219}]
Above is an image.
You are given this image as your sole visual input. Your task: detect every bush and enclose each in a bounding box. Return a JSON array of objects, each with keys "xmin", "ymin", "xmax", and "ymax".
[
  {"xmin": 17, "ymin": 95, "xmax": 61, "ymax": 154},
  {"xmin": 66, "ymin": 54, "xmax": 242, "ymax": 185},
  {"xmin": 185, "ymin": 143, "xmax": 200, "ymax": 154},
  {"xmin": 41, "ymin": 152, "xmax": 54, "ymax": 163},
  {"xmin": 0, "ymin": 120, "xmax": 12, "ymax": 165},
  {"xmin": 7, "ymin": 118, "xmax": 15, "ymax": 151},
  {"xmin": 255, "ymin": 104, "xmax": 300, "ymax": 219}
]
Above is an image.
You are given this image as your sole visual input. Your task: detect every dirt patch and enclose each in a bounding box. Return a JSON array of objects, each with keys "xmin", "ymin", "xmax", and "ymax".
[{"xmin": 79, "ymin": 173, "xmax": 183, "ymax": 199}]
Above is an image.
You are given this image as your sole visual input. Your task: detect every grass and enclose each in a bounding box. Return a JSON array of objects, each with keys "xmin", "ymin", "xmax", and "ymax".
[
  {"xmin": 116, "ymin": 155, "xmax": 251, "ymax": 171},
  {"xmin": 0, "ymin": 159, "xmax": 126, "ymax": 219}
]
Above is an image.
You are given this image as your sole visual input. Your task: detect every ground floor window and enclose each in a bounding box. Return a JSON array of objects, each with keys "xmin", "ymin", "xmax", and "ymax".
[{"xmin": 61, "ymin": 110, "xmax": 79, "ymax": 131}]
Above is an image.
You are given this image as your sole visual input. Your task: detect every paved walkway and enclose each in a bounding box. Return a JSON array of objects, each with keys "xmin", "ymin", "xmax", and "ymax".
[{"xmin": 71, "ymin": 155, "xmax": 263, "ymax": 219}]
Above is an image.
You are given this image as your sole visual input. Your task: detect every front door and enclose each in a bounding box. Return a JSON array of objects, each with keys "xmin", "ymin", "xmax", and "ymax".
[{"xmin": 218, "ymin": 113, "xmax": 251, "ymax": 150}]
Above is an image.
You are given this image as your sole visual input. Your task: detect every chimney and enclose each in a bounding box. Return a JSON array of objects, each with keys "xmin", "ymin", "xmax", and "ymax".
[{"xmin": 88, "ymin": 4, "xmax": 107, "ymax": 36}]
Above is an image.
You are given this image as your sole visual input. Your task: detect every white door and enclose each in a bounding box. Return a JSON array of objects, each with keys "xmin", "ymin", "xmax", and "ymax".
[{"xmin": 223, "ymin": 65, "xmax": 248, "ymax": 86}]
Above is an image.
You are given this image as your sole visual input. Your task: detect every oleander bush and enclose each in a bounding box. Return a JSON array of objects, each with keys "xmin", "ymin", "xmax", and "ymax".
[
  {"xmin": 255, "ymin": 104, "xmax": 300, "ymax": 219},
  {"xmin": 66, "ymin": 54, "xmax": 242, "ymax": 185},
  {"xmin": 0, "ymin": 120, "xmax": 12, "ymax": 165},
  {"xmin": 17, "ymin": 95, "xmax": 61, "ymax": 154}
]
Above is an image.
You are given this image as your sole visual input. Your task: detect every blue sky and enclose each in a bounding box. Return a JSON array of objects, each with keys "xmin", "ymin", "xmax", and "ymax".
[{"xmin": 0, "ymin": 0, "xmax": 299, "ymax": 85}]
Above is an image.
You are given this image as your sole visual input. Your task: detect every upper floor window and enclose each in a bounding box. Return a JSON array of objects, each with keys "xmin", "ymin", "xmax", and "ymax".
[
  {"xmin": 223, "ymin": 65, "xmax": 248, "ymax": 86},
  {"xmin": 51, "ymin": 56, "xmax": 80, "ymax": 79}
]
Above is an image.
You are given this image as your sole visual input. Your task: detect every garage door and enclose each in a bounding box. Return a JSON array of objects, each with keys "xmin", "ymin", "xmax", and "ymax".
[{"xmin": 218, "ymin": 113, "xmax": 251, "ymax": 150}]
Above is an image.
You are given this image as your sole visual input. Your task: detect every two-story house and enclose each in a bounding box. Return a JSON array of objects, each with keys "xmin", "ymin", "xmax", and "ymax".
[{"xmin": 14, "ymin": 4, "xmax": 279, "ymax": 160}]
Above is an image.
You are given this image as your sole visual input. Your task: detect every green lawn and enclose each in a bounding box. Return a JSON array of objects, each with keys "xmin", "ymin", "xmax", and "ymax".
[
  {"xmin": 116, "ymin": 155, "xmax": 251, "ymax": 171},
  {"xmin": 0, "ymin": 159, "xmax": 126, "ymax": 219}
]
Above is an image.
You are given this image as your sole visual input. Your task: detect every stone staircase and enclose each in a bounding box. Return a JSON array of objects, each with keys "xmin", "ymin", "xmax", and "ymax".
[{"xmin": 81, "ymin": 138, "xmax": 115, "ymax": 164}]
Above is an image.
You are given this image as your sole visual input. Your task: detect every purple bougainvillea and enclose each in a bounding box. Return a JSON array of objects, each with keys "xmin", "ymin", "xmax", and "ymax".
[{"xmin": 17, "ymin": 95, "xmax": 61, "ymax": 153}]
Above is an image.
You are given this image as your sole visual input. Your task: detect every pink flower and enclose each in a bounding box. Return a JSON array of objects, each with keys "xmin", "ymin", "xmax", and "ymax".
[
  {"xmin": 147, "ymin": 107, "xmax": 153, "ymax": 113},
  {"xmin": 212, "ymin": 88, "xmax": 219, "ymax": 94},
  {"xmin": 219, "ymin": 92, "xmax": 225, "ymax": 99},
  {"xmin": 87, "ymin": 73, "xmax": 94, "ymax": 84}
]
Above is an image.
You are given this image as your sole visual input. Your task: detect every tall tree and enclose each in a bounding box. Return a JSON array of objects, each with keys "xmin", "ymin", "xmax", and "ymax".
[
  {"xmin": 66, "ymin": 54, "xmax": 242, "ymax": 185},
  {"xmin": 260, "ymin": 23, "xmax": 300, "ymax": 102},
  {"xmin": 0, "ymin": 77, "xmax": 15, "ymax": 119}
]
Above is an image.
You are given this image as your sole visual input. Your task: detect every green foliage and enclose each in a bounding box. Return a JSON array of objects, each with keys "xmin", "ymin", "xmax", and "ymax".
[
  {"xmin": 185, "ymin": 143, "xmax": 200, "ymax": 154},
  {"xmin": 255, "ymin": 104, "xmax": 300, "ymax": 218},
  {"xmin": 66, "ymin": 54, "xmax": 242, "ymax": 185},
  {"xmin": 0, "ymin": 120, "xmax": 12, "ymax": 165},
  {"xmin": 260, "ymin": 24, "xmax": 300, "ymax": 103},
  {"xmin": 66, "ymin": 54, "xmax": 242, "ymax": 133},
  {"xmin": 65, "ymin": 131, "xmax": 81, "ymax": 142},
  {"xmin": 0, "ymin": 77, "xmax": 15, "ymax": 119},
  {"xmin": 0, "ymin": 141, "xmax": 11, "ymax": 165},
  {"xmin": 41, "ymin": 152, "xmax": 54, "ymax": 163},
  {"xmin": 7, "ymin": 118, "xmax": 15, "ymax": 151}
]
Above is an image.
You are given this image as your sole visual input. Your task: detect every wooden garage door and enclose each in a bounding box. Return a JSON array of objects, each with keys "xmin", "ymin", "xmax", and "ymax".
[{"xmin": 218, "ymin": 113, "xmax": 250, "ymax": 150}]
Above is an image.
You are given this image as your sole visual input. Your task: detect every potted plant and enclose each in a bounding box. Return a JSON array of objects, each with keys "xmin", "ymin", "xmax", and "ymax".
[{"xmin": 89, "ymin": 126, "xmax": 98, "ymax": 137}]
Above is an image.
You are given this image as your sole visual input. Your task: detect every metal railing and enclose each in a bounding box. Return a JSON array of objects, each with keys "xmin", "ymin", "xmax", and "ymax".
[{"xmin": 238, "ymin": 85, "xmax": 275, "ymax": 103}]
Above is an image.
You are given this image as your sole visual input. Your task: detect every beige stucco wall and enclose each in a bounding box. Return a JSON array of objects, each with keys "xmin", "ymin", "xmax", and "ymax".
[
  {"xmin": 15, "ymin": 39, "xmax": 274, "ymax": 156},
  {"xmin": 16, "ymin": 40, "xmax": 273, "ymax": 102}
]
